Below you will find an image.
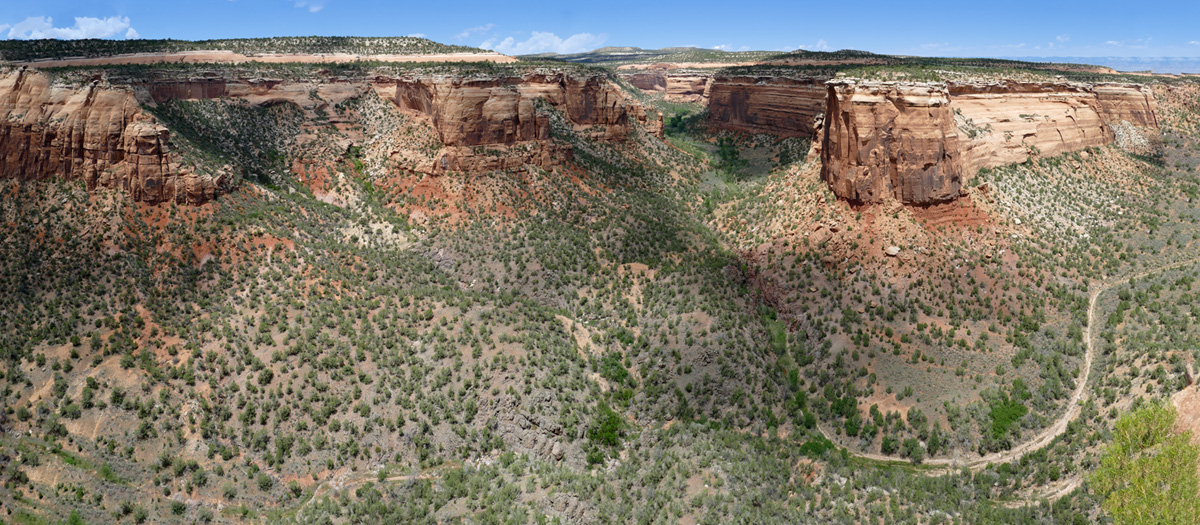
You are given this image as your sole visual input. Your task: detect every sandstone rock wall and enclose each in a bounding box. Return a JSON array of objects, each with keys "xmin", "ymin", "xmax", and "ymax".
[
  {"xmin": 376, "ymin": 74, "xmax": 634, "ymax": 147},
  {"xmin": 820, "ymin": 79, "xmax": 1158, "ymax": 205},
  {"xmin": 0, "ymin": 69, "xmax": 224, "ymax": 204},
  {"xmin": 1092, "ymin": 83, "xmax": 1159, "ymax": 128},
  {"xmin": 820, "ymin": 82, "xmax": 964, "ymax": 205},
  {"xmin": 621, "ymin": 71, "xmax": 711, "ymax": 103},
  {"xmin": 707, "ymin": 76, "xmax": 828, "ymax": 137},
  {"xmin": 949, "ymin": 81, "xmax": 1114, "ymax": 174}
]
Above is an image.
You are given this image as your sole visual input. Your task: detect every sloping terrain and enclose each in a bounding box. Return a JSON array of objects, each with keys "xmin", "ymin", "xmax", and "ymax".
[{"xmin": 0, "ymin": 38, "xmax": 1198, "ymax": 523}]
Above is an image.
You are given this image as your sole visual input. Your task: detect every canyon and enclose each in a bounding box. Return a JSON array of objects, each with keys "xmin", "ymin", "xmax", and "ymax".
[
  {"xmin": 0, "ymin": 67, "xmax": 655, "ymax": 204},
  {"xmin": 686, "ymin": 71, "xmax": 1158, "ymax": 205},
  {"xmin": 620, "ymin": 65, "xmax": 712, "ymax": 103},
  {"xmin": 0, "ymin": 57, "xmax": 1160, "ymax": 209}
]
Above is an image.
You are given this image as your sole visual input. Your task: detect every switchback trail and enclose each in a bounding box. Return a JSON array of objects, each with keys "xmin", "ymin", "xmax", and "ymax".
[{"xmin": 818, "ymin": 255, "xmax": 1200, "ymax": 478}]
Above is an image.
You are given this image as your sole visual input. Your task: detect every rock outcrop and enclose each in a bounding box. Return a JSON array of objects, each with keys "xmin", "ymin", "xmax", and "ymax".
[
  {"xmin": 145, "ymin": 72, "xmax": 642, "ymax": 175},
  {"xmin": 0, "ymin": 69, "xmax": 225, "ymax": 204},
  {"xmin": 821, "ymin": 79, "xmax": 1158, "ymax": 205},
  {"xmin": 708, "ymin": 76, "xmax": 829, "ymax": 137},
  {"xmin": 949, "ymin": 81, "xmax": 1115, "ymax": 174},
  {"xmin": 821, "ymin": 82, "xmax": 964, "ymax": 205},
  {"xmin": 621, "ymin": 70, "xmax": 711, "ymax": 103},
  {"xmin": 377, "ymin": 74, "xmax": 635, "ymax": 148}
]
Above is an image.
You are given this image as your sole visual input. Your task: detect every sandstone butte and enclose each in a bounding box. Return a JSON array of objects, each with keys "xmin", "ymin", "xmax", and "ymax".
[
  {"xmin": 0, "ymin": 60, "xmax": 1159, "ymax": 209},
  {"xmin": 821, "ymin": 80, "xmax": 1159, "ymax": 205},
  {"xmin": 631, "ymin": 68, "xmax": 1155, "ymax": 205},
  {"xmin": 0, "ymin": 68, "xmax": 226, "ymax": 205},
  {"xmin": 690, "ymin": 72, "xmax": 1157, "ymax": 205},
  {"xmin": 0, "ymin": 67, "xmax": 663, "ymax": 205}
]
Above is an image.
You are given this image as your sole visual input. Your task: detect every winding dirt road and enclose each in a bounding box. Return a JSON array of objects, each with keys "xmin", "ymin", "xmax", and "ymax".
[{"xmin": 819, "ymin": 256, "xmax": 1200, "ymax": 475}]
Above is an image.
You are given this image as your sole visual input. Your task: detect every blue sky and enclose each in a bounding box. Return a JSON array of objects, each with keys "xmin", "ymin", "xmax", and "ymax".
[{"xmin": 1, "ymin": 0, "xmax": 1197, "ymax": 58}]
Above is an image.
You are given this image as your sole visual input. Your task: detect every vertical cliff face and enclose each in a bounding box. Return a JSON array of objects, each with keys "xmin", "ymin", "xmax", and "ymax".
[
  {"xmin": 0, "ymin": 69, "xmax": 225, "ymax": 204},
  {"xmin": 707, "ymin": 76, "xmax": 828, "ymax": 137},
  {"xmin": 382, "ymin": 78, "xmax": 550, "ymax": 146},
  {"xmin": 377, "ymin": 74, "xmax": 635, "ymax": 148},
  {"xmin": 621, "ymin": 71, "xmax": 711, "ymax": 103},
  {"xmin": 949, "ymin": 81, "xmax": 1115, "ymax": 174},
  {"xmin": 0, "ymin": 66, "xmax": 649, "ymax": 203},
  {"xmin": 820, "ymin": 80, "xmax": 1159, "ymax": 205},
  {"xmin": 821, "ymin": 82, "xmax": 964, "ymax": 205},
  {"xmin": 1092, "ymin": 83, "xmax": 1159, "ymax": 128}
]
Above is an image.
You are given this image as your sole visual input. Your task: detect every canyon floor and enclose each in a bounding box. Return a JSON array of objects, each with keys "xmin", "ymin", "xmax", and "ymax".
[{"xmin": 1, "ymin": 38, "xmax": 1199, "ymax": 524}]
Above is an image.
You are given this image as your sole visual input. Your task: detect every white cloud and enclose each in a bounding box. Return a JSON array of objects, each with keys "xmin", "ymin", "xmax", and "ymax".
[
  {"xmin": 456, "ymin": 24, "xmax": 494, "ymax": 40},
  {"xmin": 125, "ymin": 27, "xmax": 139, "ymax": 39},
  {"xmin": 1189, "ymin": 41, "xmax": 1200, "ymax": 45},
  {"xmin": 1105, "ymin": 37, "xmax": 1153, "ymax": 48},
  {"xmin": 483, "ymin": 31, "xmax": 607, "ymax": 55},
  {"xmin": 407, "ymin": 33, "xmax": 426, "ymax": 38},
  {"xmin": 7, "ymin": 16, "xmax": 136, "ymax": 40},
  {"xmin": 0, "ymin": 24, "xmax": 9, "ymax": 35},
  {"xmin": 713, "ymin": 44, "xmax": 730, "ymax": 51},
  {"xmin": 293, "ymin": 1, "xmax": 324, "ymax": 13},
  {"xmin": 800, "ymin": 39, "xmax": 830, "ymax": 51},
  {"xmin": 1056, "ymin": 34, "xmax": 1070, "ymax": 43}
]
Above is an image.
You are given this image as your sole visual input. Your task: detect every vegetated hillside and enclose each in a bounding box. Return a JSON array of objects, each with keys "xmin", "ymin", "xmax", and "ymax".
[
  {"xmin": 523, "ymin": 46, "xmax": 782, "ymax": 66},
  {"xmin": 0, "ymin": 57, "xmax": 1197, "ymax": 524},
  {"xmin": 0, "ymin": 36, "xmax": 485, "ymax": 62}
]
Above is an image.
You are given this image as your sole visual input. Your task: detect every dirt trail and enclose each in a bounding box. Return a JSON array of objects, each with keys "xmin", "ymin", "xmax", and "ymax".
[{"xmin": 819, "ymin": 256, "xmax": 1200, "ymax": 489}]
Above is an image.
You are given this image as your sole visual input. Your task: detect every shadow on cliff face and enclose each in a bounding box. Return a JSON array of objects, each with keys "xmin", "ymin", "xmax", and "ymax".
[{"xmin": 146, "ymin": 98, "xmax": 304, "ymax": 188}]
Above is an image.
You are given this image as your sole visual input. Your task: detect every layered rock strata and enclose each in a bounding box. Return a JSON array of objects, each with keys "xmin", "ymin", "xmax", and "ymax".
[
  {"xmin": 821, "ymin": 80, "xmax": 1158, "ymax": 205},
  {"xmin": 1, "ymin": 68, "xmax": 651, "ymax": 203},
  {"xmin": 820, "ymin": 82, "xmax": 964, "ymax": 205},
  {"xmin": 707, "ymin": 76, "xmax": 829, "ymax": 137},
  {"xmin": 377, "ymin": 74, "xmax": 635, "ymax": 146},
  {"xmin": 135, "ymin": 72, "xmax": 646, "ymax": 173},
  {"xmin": 0, "ymin": 68, "xmax": 225, "ymax": 204},
  {"xmin": 622, "ymin": 71, "xmax": 711, "ymax": 103}
]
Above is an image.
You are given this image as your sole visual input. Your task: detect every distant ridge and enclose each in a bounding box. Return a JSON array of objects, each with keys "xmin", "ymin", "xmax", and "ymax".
[{"xmin": 1005, "ymin": 56, "xmax": 1200, "ymax": 74}]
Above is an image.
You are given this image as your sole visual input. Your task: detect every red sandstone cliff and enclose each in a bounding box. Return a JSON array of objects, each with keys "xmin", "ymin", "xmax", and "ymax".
[
  {"xmin": 135, "ymin": 72, "xmax": 644, "ymax": 173},
  {"xmin": 622, "ymin": 70, "xmax": 711, "ymax": 103},
  {"xmin": 0, "ymin": 68, "xmax": 225, "ymax": 204},
  {"xmin": 374, "ymin": 73, "xmax": 644, "ymax": 173},
  {"xmin": 707, "ymin": 76, "xmax": 828, "ymax": 137},
  {"xmin": 821, "ymin": 82, "xmax": 964, "ymax": 205},
  {"xmin": 1, "ymin": 67, "xmax": 651, "ymax": 202},
  {"xmin": 820, "ymin": 80, "xmax": 1159, "ymax": 205}
]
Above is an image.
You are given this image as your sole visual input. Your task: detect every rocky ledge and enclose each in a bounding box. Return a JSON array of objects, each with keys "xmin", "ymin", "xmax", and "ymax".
[
  {"xmin": 821, "ymin": 79, "xmax": 1159, "ymax": 205},
  {"xmin": 0, "ymin": 68, "xmax": 226, "ymax": 204}
]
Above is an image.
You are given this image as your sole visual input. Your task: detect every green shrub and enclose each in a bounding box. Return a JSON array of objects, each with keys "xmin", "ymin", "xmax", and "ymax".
[{"xmin": 1091, "ymin": 403, "xmax": 1200, "ymax": 524}]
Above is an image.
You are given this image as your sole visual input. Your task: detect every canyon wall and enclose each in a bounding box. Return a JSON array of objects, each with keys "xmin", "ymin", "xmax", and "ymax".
[
  {"xmin": 820, "ymin": 82, "xmax": 964, "ymax": 205},
  {"xmin": 140, "ymin": 72, "xmax": 643, "ymax": 167},
  {"xmin": 280, "ymin": 73, "xmax": 640, "ymax": 148},
  {"xmin": 0, "ymin": 68, "xmax": 651, "ymax": 204},
  {"xmin": 707, "ymin": 76, "xmax": 828, "ymax": 137},
  {"xmin": 0, "ymin": 68, "xmax": 225, "ymax": 204},
  {"xmin": 820, "ymin": 80, "xmax": 1158, "ymax": 205},
  {"xmin": 622, "ymin": 71, "xmax": 711, "ymax": 103}
]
